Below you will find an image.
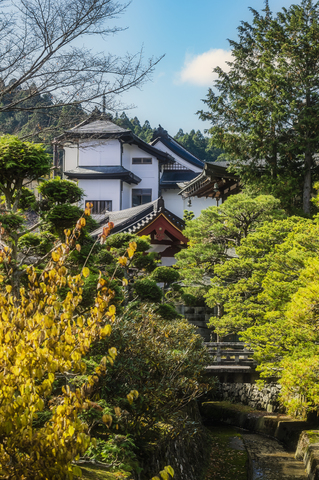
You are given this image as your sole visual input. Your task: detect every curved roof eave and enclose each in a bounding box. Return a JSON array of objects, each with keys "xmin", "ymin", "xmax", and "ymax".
[{"xmin": 151, "ymin": 135, "xmax": 204, "ymax": 168}]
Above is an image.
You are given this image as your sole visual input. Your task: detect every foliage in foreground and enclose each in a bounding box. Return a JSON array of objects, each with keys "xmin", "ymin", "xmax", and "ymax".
[
  {"xmin": 0, "ymin": 242, "xmax": 116, "ymax": 478},
  {"xmin": 85, "ymin": 305, "xmax": 210, "ymax": 440},
  {"xmin": 0, "ymin": 203, "xmax": 152, "ymax": 479},
  {"xmin": 0, "ymin": 213, "xmax": 209, "ymax": 478}
]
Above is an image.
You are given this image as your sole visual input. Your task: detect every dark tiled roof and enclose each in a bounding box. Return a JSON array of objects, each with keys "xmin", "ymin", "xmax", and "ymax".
[
  {"xmin": 54, "ymin": 114, "xmax": 174, "ymax": 165},
  {"xmin": 64, "ymin": 166, "xmax": 141, "ymax": 184},
  {"xmin": 160, "ymin": 170, "xmax": 199, "ymax": 189},
  {"xmin": 178, "ymin": 161, "xmax": 239, "ymax": 199},
  {"xmin": 150, "ymin": 128, "xmax": 204, "ymax": 168},
  {"xmin": 91, "ymin": 198, "xmax": 185, "ymax": 237},
  {"xmin": 67, "ymin": 119, "xmax": 130, "ymax": 135}
]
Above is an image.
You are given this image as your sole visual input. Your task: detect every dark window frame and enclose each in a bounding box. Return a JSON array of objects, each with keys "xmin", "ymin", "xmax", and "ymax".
[
  {"xmin": 132, "ymin": 189, "xmax": 152, "ymax": 207},
  {"xmin": 132, "ymin": 157, "xmax": 152, "ymax": 164},
  {"xmin": 87, "ymin": 200, "xmax": 112, "ymax": 214}
]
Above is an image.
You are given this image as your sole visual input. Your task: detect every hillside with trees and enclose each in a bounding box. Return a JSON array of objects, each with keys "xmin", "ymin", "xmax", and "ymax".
[{"xmin": 0, "ymin": 92, "xmax": 222, "ymax": 161}]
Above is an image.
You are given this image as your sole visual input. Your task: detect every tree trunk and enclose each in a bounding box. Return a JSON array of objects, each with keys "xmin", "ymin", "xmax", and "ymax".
[{"xmin": 303, "ymin": 151, "xmax": 312, "ymax": 215}]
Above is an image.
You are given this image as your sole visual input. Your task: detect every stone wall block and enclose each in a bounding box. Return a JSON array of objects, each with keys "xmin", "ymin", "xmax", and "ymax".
[{"xmin": 215, "ymin": 382, "xmax": 281, "ymax": 412}]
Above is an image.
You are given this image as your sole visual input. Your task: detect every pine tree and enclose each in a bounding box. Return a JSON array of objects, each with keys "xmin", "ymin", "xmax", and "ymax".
[{"xmin": 199, "ymin": 0, "xmax": 319, "ymax": 214}]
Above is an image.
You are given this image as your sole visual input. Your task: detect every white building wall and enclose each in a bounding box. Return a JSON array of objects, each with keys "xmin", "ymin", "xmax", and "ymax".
[
  {"xmin": 122, "ymin": 144, "xmax": 131, "ymax": 170},
  {"xmin": 122, "ymin": 183, "xmax": 131, "ymax": 210},
  {"xmin": 123, "ymin": 144, "xmax": 160, "ymax": 206},
  {"xmin": 79, "ymin": 179, "xmax": 121, "ymax": 211},
  {"xmin": 154, "ymin": 140, "xmax": 202, "ymax": 173},
  {"xmin": 79, "ymin": 140, "xmax": 121, "ymax": 166},
  {"xmin": 162, "ymin": 189, "xmax": 217, "ymax": 218},
  {"xmin": 63, "ymin": 136, "xmax": 215, "ymax": 219},
  {"xmin": 64, "ymin": 145, "xmax": 78, "ymax": 172}
]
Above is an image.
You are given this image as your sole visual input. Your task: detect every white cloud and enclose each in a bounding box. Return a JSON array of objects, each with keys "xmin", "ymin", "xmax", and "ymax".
[{"xmin": 177, "ymin": 49, "xmax": 233, "ymax": 86}]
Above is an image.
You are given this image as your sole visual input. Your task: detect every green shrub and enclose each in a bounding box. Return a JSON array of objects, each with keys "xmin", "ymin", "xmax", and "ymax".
[
  {"xmin": 38, "ymin": 177, "xmax": 84, "ymax": 205},
  {"xmin": 151, "ymin": 266, "xmax": 180, "ymax": 285},
  {"xmin": 181, "ymin": 293, "xmax": 197, "ymax": 306},
  {"xmin": 18, "ymin": 232, "xmax": 55, "ymax": 255},
  {"xmin": 133, "ymin": 278, "xmax": 162, "ymax": 303},
  {"xmin": 0, "ymin": 212, "xmax": 24, "ymax": 231},
  {"xmin": 85, "ymin": 435, "xmax": 140, "ymax": 472},
  {"xmin": 156, "ymin": 303, "xmax": 182, "ymax": 320},
  {"xmin": 15, "ymin": 187, "xmax": 36, "ymax": 210}
]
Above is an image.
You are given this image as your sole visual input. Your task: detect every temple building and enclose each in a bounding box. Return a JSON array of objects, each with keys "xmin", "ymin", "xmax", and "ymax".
[
  {"xmin": 53, "ymin": 113, "xmax": 240, "ymax": 265},
  {"xmin": 54, "ymin": 113, "xmax": 217, "ymax": 220}
]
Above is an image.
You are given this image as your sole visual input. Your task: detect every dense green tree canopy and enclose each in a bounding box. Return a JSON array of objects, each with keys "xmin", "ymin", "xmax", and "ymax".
[
  {"xmin": 175, "ymin": 194, "xmax": 283, "ymax": 297},
  {"xmin": 206, "ymin": 216, "xmax": 319, "ymax": 336},
  {"xmin": 0, "ymin": 135, "xmax": 51, "ymax": 211},
  {"xmin": 199, "ymin": 0, "xmax": 319, "ymax": 214},
  {"xmin": 198, "ymin": 194, "xmax": 319, "ymax": 415}
]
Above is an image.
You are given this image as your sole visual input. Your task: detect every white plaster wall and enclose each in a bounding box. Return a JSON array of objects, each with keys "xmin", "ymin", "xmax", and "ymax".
[
  {"xmin": 123, "ymin": 144, "xmax": 160, "ymax": 205},
  {"xmin": 79, "ymin": 140, "xmax": 121, "ymax": 166},
  {"xmin": 122, "ymin": 183, "xmax": 131, "ymax": 210},
  {"xmin": 79, "ymin": 179, "xmax": 121, "ymax": 211},
  {"xmin": 154, "ymin": 140, "xmax": 202, "ymax": 173},
  {"xmin": 162, "ymin": 189, "xmax": 217, "ymax": 218},
  {"xmin": 121, "ymin": 144, "xmax": 131, "ymax": 170},
  {"xmin": 64, "ymin": 145, "xmax": 78, "ymax": 172}
]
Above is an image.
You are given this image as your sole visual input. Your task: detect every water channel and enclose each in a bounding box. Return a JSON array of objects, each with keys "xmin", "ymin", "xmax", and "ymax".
[{"xmin": 205, "ymin": 426, "xmax": 308, "ymax": 480}]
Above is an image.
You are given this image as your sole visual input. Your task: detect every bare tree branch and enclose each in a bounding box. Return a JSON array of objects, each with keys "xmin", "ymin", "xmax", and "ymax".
[{"xmin": 0, "ymin": 0, "xmax": 163, "ymax": 115}]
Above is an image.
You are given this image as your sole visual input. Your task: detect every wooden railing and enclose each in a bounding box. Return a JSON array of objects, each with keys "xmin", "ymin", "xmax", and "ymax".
[{"xmin": 204, "ymin": 342, "xmax": 256, "ymax": 365}]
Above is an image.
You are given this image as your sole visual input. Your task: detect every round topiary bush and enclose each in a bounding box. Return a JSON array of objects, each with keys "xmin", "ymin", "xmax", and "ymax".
[
  {"xmin": 151, "ymin": 266, "xmax": 180, "ymax": 285},
  {"xmin": 133, "ymin": 278, "xmax": 163, "ymax": 303}
]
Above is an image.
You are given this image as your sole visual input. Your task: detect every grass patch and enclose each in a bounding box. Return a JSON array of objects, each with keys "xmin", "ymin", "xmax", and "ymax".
[
  {"xmin": 203, "ymin": 426, "xmax": 247, "ymax": 480},
  {"xmin": 76, "ymin": 463, "xmax": 132, "ymax": 480}
]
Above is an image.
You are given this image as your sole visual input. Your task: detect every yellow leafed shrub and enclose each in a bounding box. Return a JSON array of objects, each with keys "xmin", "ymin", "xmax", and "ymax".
[{"xmin": 0, "ymin": 248, "xmax": 114, "ymax": 479}]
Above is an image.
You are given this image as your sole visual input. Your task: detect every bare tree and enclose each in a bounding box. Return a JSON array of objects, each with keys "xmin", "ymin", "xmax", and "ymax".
[{"xmin": 0, "ymin": 0, "xmax": 162, "ymax": 116}]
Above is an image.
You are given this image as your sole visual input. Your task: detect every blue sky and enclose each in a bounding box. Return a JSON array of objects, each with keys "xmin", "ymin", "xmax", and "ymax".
[{"xmin": 91, "ymin": 0, "xmax": 297, "ymax": 136}]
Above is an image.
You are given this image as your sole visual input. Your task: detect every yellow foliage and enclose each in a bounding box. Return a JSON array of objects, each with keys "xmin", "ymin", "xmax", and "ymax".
[
  {"xmin": 118, "ymin": 256, "xmax": 127, "ymax": 266},
  {"xmin": 82, "ymin": 267, "xmax": 90, "ymax": 278},
  {"xmin": 0, "ymin": 259, "xmax": 114, "ymax": 479},
  {"xmin": 151, "ymin": 466, "xmax": 174, "ymax": 480}
]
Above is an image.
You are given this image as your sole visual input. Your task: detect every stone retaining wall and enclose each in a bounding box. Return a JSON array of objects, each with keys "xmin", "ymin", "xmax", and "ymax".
[
  {"xmin": 216, "ymin": 382, "xmax": 281, "ymax": 412},
  {"xmin": 296, "ymin": 430, "xmax": 319, "ymax": 480}
]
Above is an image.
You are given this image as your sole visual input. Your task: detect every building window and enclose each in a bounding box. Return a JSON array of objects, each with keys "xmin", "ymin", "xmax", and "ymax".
[
  {"xmin": 132, "ymin": 157, "xmax": 152, "ymax": 164},
  {"xmin": 87, "ymin": 200, "xmax": 112, "ymax": 214},
  {"xmin": 132, "ymin": 189, "xmax": 152, "ymax": 207},
  {"xmin": 162, "ymin": 161, "xmax": 188, "ymax": 171}
]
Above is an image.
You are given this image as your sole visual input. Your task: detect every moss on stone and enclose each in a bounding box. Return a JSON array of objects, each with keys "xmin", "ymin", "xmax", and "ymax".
[{"xmin": 305, "ymin": 431, "xmax": 319, "ymax": 444}]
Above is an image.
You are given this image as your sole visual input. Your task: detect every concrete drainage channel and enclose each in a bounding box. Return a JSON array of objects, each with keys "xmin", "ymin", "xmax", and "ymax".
[
  {"xmin": 201, "ymin": 401, "xmax": 319, "ymax": 479},
  {"xmin": 243, "ymin": 431, "xmax": 307, "ymax": 479}
]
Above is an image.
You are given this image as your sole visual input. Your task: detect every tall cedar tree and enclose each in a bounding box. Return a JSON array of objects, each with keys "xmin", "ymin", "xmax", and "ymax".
[{"xmin": 199, "ymin": 0, "xmax": 319, "ymax": 214}]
